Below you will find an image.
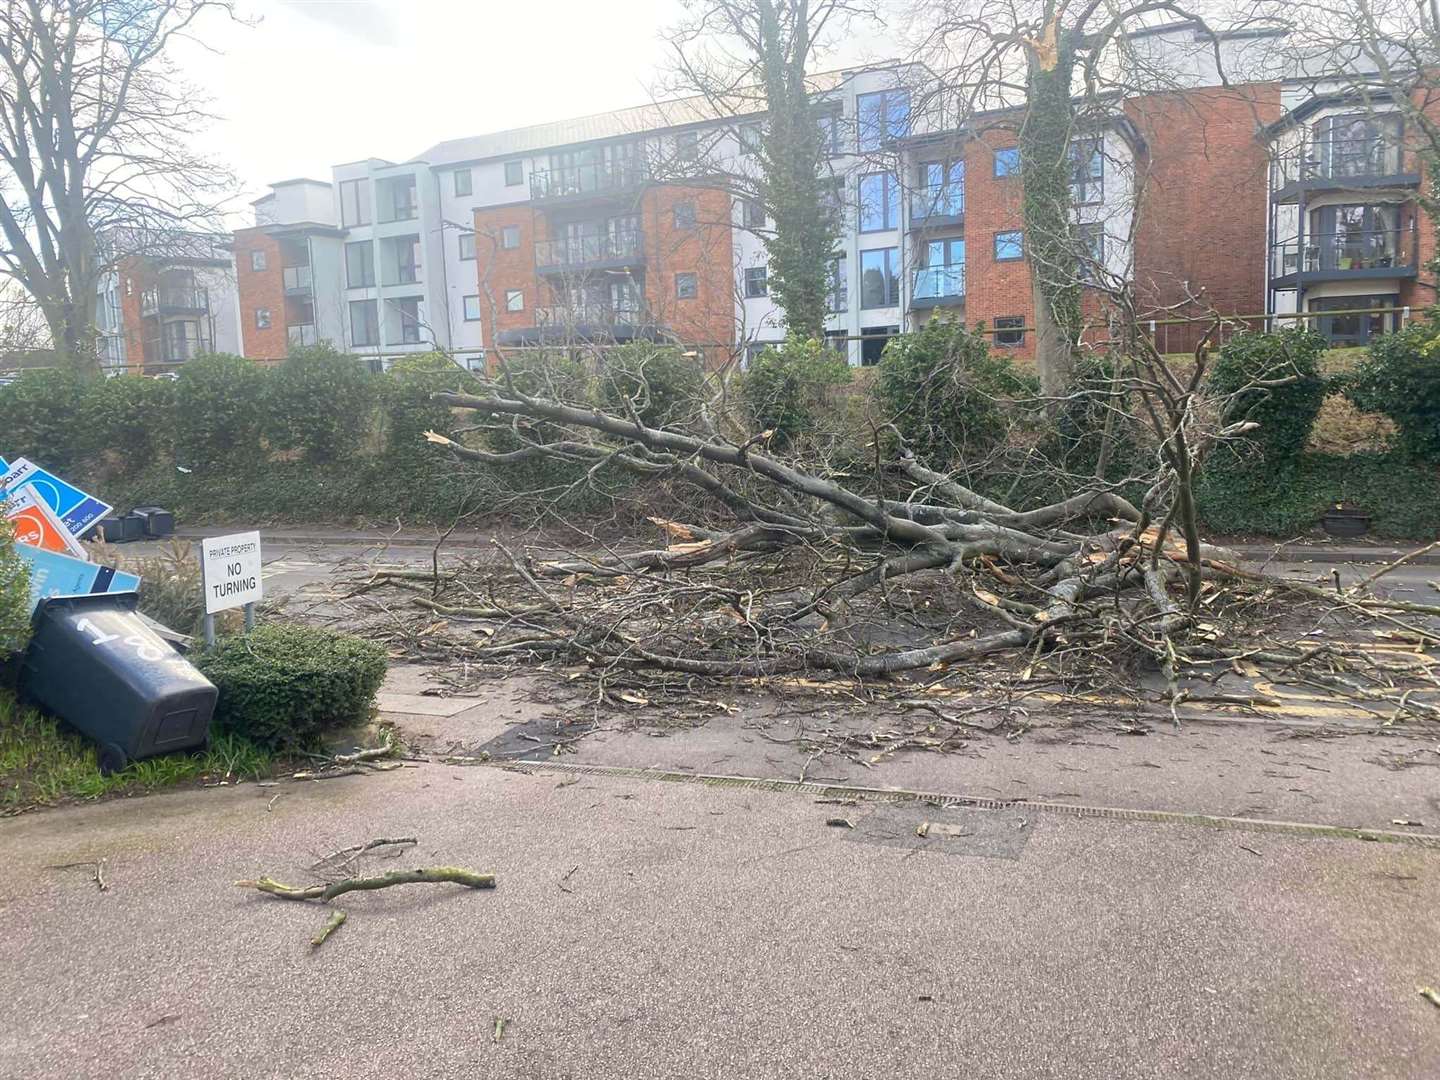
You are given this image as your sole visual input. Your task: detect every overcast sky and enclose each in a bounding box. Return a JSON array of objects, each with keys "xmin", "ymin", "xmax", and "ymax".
[{"xmin": 175, "ymin": 0, "xmax": 893, "ymax": 223}]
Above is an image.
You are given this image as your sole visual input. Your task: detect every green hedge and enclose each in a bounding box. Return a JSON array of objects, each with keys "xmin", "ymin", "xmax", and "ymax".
[
  {"xmin": 197, "ymin": 623, "xmax": 387, "ymax": 752},
  {"xmin": 0, "ymin": 522, "xmax": 29, "ymax": 656}
]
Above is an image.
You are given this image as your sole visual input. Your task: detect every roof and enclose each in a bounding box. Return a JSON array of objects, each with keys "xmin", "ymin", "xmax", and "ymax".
[{"xmin": 413, "ymin": 65, "xmax": 908, "ymax": 167}]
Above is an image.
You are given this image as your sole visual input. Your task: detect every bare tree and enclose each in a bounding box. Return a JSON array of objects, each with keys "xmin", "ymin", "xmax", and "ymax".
[{"xmin": 0, "ymin": 0, "xmax": 239, "ymax": 375}]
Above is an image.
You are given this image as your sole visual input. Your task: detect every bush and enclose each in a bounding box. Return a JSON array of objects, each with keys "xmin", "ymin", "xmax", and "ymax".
[
  {"xmin": 0, "ymin": 521, "xmax": 30, "ymax": 656},
  {"xmin": 597, "ymin": 342, "xmax": 705, "ymax": 428},
  {"xmin": 1206, "ymin": 327, "xmax": 1327, "ymax": 466},
  {"xmin": 741, "ymin": 338, "xmax": 851, "ymax": 444},
  {"xmin": 197, "ymin": 622, "xmax": 387, "ymax": 752},
  {"xmin": 382, "ymin": 352, "xmax": 479, "ymax": 461},
  {"xmin": 171, "ymin": 354, "xmax": 267, "ymax": 471},
  {"xmin": 80, "ymin": 374, "xmax": 174, "ymax": 472},
  {"xmin": 264, "ymin": 344, "xmax": 376, "ymax": 462},
  {"xmin": 0, "ymin": 369, "xmax": 89, "ymax": 471},
  {"xmin": 1345, "ymin": 322, "xmax": 1440, "ymax": 461},
  {"xmin": 873, "ymin": 317, "xmax": 1035, "ymax": 469}
]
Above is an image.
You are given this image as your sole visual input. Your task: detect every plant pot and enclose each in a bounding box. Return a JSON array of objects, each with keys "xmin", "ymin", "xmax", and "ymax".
[{"xmin": 1320, "ymin": 507, "xmax": 1372, "ymax": 538}]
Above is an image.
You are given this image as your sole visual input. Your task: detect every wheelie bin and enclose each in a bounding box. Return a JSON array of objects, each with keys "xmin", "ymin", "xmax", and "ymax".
[{"xmin": 19, "ymin": 592, "xmax": 217, "ymax": 774}]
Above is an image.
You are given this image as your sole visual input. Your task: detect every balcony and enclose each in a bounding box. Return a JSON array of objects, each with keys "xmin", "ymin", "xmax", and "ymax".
[
  {"xmin": 283, "ymin": 265, "xmax": 313, "ymax": 295},
  {"xmin": 498, "ymin": 302, "xmax": 649, "ymax": 346},
  {"xmin": 156, "ymin": 337, "xmax": 211, "ymax": 364},
  {"xmin": 1272, "ymin": 136, "xmax": 1418, "ymax": 202},
  {"xmin": 910, "ymin": 265, "xmax": 965, "ymax": 308},
  {"xmin": 287, "ymin": 324, "xmax": 318, "ymax": 348},
  {"xmin": 1270, "ymin": 225, "xmax": 1419, "ymax": 290},
  {"xmin": 141, "ymin": 287, "xmax": 208, "ymax": 316},
  {"xmin": 908, "ymin": 185, "xmax": 965, "ymax": 228},
  {"xmin": 535, "ymin": 230, "xmax": 646, "ymax": 274},
  {"xmin": 529, "ymin": 159, "xmax": 648, "ymax": 203}
]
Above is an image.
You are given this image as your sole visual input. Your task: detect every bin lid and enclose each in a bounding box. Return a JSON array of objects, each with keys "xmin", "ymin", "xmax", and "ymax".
[{"xmin": 32, "ymin": 590, "xmax": 141, "ymax": 625}]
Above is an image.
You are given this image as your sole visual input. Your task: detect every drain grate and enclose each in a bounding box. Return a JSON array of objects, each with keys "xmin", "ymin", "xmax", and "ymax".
[{"xmin": 489, "ymin": 759, "xmax": 1440, "ymax": 849}]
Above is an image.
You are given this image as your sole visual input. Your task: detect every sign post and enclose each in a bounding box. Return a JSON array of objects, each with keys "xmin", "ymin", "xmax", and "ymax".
[{"xmin": 199, "ymin": 531, "xmax": 263, "ymax": 646}]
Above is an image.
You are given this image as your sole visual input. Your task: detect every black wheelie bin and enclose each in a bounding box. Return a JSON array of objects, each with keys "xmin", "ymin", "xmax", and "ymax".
[{"xmin": 19, "ymin": 592, "xmax": 218, "ymax": 774}]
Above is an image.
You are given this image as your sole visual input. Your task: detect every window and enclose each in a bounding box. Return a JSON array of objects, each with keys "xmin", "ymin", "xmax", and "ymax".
[
  {"xmin": 500, "ymin": 225, "xmax": 520, "ymax": 250},
  {"xmin": 1070, "ymin": 138, "xmax": 1104, "ymax": 204},
  {"xmin": 378, "ymin": 175, "xmax": 417, "ymax": 222},
  {"xmin": 339, "ymin": 178, "xmax": 370, "ymax": 227},
  {"xmin": 857, "ymin": 89, "xmax": 910, "ymax": 151},
  {"xmin": 255, "ymin": 308, "xmax": 272, "ymax": 330},
  {"xmin": 504, "ymin": 160, "xmax": 523, "ymax": 187},
  {"xmin": 1310, "ymin": 295, "xmax": 1398, "ymax": 346},
  {"xmin": 861, "ymin": 325, "xmax": 899, "ymax": 367},
  {"xmin": 1077, "ymin": 224, "xmax": 1105, "ymax": 283},
  {"xmin": 677, "ymin": 130, "xmax": 699, "ymax": 161},
  {"xmin": 860, "ymin": 248, "xmax": 899, "ymax": 309},
  {"xmin": 993, "ymin": 316, "xmax": 1026, "ymax": 348},
  {"xmin": 463, "ymin": 295, "xmax": 482, "ymax": 322},
  {"xmin": 816, "ymin": 107, "xmax": 843, "ymax": 156},
  {"xmin": 674, "ymin": 201, "xmax": 697, "ymax": 229},
  {"xmin": 916, "ymin": 238, "xmax": 965, "ymax": 300},
  {"xmin": 384, "ymin": 235, "xmax": 422, "ymax": 285},
  {"xmin": 994, "ymin": 230, "xmax": 1024, "ymax": 261},
  {"xmin": 859, "ymin": 172, "xmax": 899, "ymax": 232},
  {"xmin": 454, "ymin": 169, "xmax": 473, "ymax": 197},
  {"xmin": 505, "ymin": 289, "xmax": 524, "ymax": 313},
  {"xmin": 739, "ymin": 121, "xmax": 763, "ymax": 156},
  {"xmin": 827, "ymin": 255, "xmax": 848, "ymax": 312},
  {"xmin": 917, "ymin": 160, "xmax": 965, "ymax": 217},
  {"xmin": 250, "ymin": 250, "xmax": 267, "ymax": 272},
  {"xmin": 742, "ymin": 198, "xmax": 766, "ymax": 229},
  {"xmin": 345, "ymin": 241, "xmax": 375, "ymax": 288},
  {"xmin": 743, "ymin": 266, "xmax": 768, "ymax": 298},
  {"xmin": 820, "ymin": 176, "xmax": 845, "ymax": 221},
  {"xmin": 459, "ymin": 232, "xmax": 476, "ymax": 260},
  {"xmin": 994, "ymin": 147, "xmax": 1020, "ymax": 177},
  {"xmin": 676, "ymin": 271, "xmax": 698, "ymax": 299},
  {"xmin": 395, "ymin": 297, "xmax": 422, "ymax": 344}
]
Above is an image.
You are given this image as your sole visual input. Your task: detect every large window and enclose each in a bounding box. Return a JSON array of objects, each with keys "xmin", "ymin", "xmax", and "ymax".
[
  {"xmin": 739, "ymin": 122, "xmax": 763, "ymax": 156},
  {"xmin": 859, "ymin": 172, "xmax": 899, "ymax": 232},
  {"xmin": 1314, "ymin": 114, "xmax": 1404, "ymax": 178},
  {"xmin": 828, "ymin": 254, "xmax": 848, "ymax": 313},
  {"xmin": 994, "ymin": 230, "xmax": 1024, "ymax": 261},
  {"xmin": 349, "ymin": 300, "xmax": 378, "ymax": 346},
  {"xmin": 860, "ymin": 247, "xmax": 898, "ymax": 308},
  {"xmin": 1310, "ymin": 295, "xmax": 1398, "ymax": 346},
  {"xmin": 1070, "ymin": 138, "xmax": 1104, "ymax": 204},
  {"xmin": 1311, "ymin": 203, "xmax": 1401, "ymax": 271},
  {"xmin": 378, "ymin": 176, "xmax": 417, "ymax": 223},
  {"xmin": 857, "ymin": 89, "xmax": 909, "ymax": 151},
  {"xmin": 339, "ymin": 178, "xmax": 370, "ymax": 227},
  {"xmin": 742, "ymin": 198, "xmax": 766, "ymax": 229},
  {"xmin": 453, "ymin": 169, "xmax": 472, "ymax": 197},
  {"xmin": 917, "ymin": 160, "xmax": 965, "ymax": 216},
  {"xmin": 1077, "ymin": 224, "xmax": 1105, "ymax": 283},
  {"xmin": 383, "ymin": 235, "xmax": 422, "ymax": 285},
  {"xmin": 816, "ymin": 106, "xmax": 843, "ymax": 156},
  {"xmin": 860, "ymin": 324, "xmax": 898, "ymax": 366},
  {"xmin": 393, "ymin": 297, "xmax": 422, "ymax": 344},
  {"xmin": 345, "ymin": 241, "xmax": 375, "ymax": 288}
]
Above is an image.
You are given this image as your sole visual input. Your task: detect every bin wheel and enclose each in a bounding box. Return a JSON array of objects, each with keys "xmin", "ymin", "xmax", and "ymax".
[{"xmin": 97, "ymin": 743, "xmax": 128, "ymax": 776}]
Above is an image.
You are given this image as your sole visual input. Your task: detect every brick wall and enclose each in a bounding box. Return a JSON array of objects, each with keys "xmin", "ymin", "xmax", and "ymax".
[
  {"xmin": 1400, "ymin": 90, "xmax": 1439, "ymax": 314},
  {"xmin": 641, "ymin": 185, "xmax": 734, "ymax": 354},
  {"xmin": 233, "ymin": 227, "xmax": 287, "ymax": 359},
  {"xmin": 962, "ymin": 131, "xmax": 1036, "ymax": 359},
  {"xmin": 472, "ymin": 205, "xmax": 545, "ymax": 348},
  {"xmin": 116, "ymin": 256, "xmax": 149, "ymax": 366}
]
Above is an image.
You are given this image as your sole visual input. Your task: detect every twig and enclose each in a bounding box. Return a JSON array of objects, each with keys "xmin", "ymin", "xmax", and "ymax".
[
  {"xmin": 309, "ymin": 837, "xmax": 419, "ymax": 873},
  {"xmin": 1352, "ymin": 541, "xmax": 1440, "ymax": 594},
  {"xmin": 236, "ymin": 866, "xmax": 496, "ymax": 902},
  {"xmin": 310, "ymin": 909, "xmax": 347, "ymax": 950}
]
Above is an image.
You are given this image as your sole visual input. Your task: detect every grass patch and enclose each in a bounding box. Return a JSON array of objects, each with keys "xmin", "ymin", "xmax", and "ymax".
[{"xmin": 0, "ymin": 687, "xmax": 275, "ymax": 811}]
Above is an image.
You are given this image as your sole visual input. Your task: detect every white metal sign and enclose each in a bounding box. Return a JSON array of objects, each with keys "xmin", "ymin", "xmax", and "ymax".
[{"xmin": 200, "ymin": 531, "xmax": 263, "ymax": 615}]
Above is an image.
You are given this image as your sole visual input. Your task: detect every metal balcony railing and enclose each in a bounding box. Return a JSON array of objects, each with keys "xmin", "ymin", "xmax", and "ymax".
[
  {"xmin": 535, "ymin": 302, "xmax": 643, "ymax": 328},
  {"xmin": 529, "ymin": 159, "xmax": 647, "ymax": 201},
  {"xmin": 535, "ymin": 230, "xmax": 646, "ymax": 270},
  {"xmin": 287, "ymin": 324, "xmax": 318, "ymax": 347},
  {"xmin": 1270, "ymin": 225, "xmax": 1419, "ymax": 279},
  {"xmin": 158, "ymin": 337, "xmax": 211, "ymax": 363},
  {"xmin": 911, "ymin": 264, "xmax": 966, "ymax": 302},
  {"xmin": 283, "ymin": 265, "xmax": 313, "ymax": 292},
  {"xmin": 140, "ymin": 287, "xmax": 208, "ymax": 316},
  {"xmin": 908, "ymin": 184, "xmax": 965, "ymax": 224},
  {"xmin": 1272, "ymin": 135, "xmax": 1412, "ymax": 189}
]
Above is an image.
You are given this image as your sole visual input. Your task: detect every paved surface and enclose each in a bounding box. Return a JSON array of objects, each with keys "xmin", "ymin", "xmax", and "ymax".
[{"xmin": 2, "ymin": 762, "xmax": 1438, "ymax": 1080}]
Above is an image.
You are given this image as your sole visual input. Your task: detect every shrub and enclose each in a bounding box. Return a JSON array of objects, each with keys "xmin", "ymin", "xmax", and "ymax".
[
  {"xmin": 171, "ymin": 353, "xmax": 267, "ymax": 471},
  {"xmin": 0, "ymin": 369, "xmax": 89, "ymax": 471},
  {"xmin": 1206, "ymin": 327, "xmax": 1327, "ymax": 466},
  {"xmin": 741, "ymin": 338, "xmax": 851, "ymax": 444},
  {"xmin": 1040, "ymin": 354, "xmax": 1149, "ymax": 482},
  {"xmin": 264, "ymin": 344, "xmax": 376, "ymax": 463},
  {"xmin": 1345, "ymin": 322, "xmax": 1440, "ymax": 461},
  {"xmin": 197, "ymin": 622, "xmax": 387, "ymax": 752},
  {"xmin": 80, "ymin": 374, "xmax": 174, "ymax": 471},
  {"xmin": 873, "ymin": 317, "xmax": 1035, "ymax": 469},
  {"xmin": 382, "ymin": 352, "xmax": 479, "ymax": 461},
  {"xmin": 0, "ymin": 521, "xmax": 30, "ymax": 656},
  {"xmin": 597, "ymin": 342, "xmax": 705, "ymax": 428}
]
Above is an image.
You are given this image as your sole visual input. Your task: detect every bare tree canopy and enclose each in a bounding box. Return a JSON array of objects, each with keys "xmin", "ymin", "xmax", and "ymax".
[{"xmin": 0, "ymin": 0, "xmax": 238, "ymax": 374}]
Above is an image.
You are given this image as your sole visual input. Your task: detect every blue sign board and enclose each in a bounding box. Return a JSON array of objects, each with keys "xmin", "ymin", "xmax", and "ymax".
[
  {"xmin": 13, "ymin": 543, "xmax": 141, "ymax": 614},
  {"xmin": 1, "ymin": 458, "xmax": 112, "ymax": 536}
]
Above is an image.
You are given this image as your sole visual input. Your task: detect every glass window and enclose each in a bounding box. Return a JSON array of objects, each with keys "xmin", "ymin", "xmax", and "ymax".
[
  {"xmin": 1070, "ymin": 138, "xmax": 1104, "ymax": 204},
  {"xmin": 463, "ymin": 295, "xmax": 482, "ymax": 321},
  {"xmin": 1077, "ymin": 224, "xmax": 1105, "ymax": 283},
  {"xmin": 917, "ymin": 160, "xmax": 965, "ymax": 216},
  {"xmin": 677, "ymin": 131, "xmax": 699, "ymax": 161},
  {"xmin": 505, "ymin": 289, "xmax": 524, "ymax": 313},
  {"xmin": 385, "ymin": 235, "xmax": 422, "ymax": 285},
  {"xmin": 860, "ymin": 248, "xmax": 898, "ymax": 308},
  {"xmin": 396, "ymin": 298, "xmax": 422, "ymax": 344},
  {"xmin": 828, "ymin": 255, "xmax": 848, "ymax": 313},
  {"xmin": 739, "ymin": 122, "xmax": 763, "ymax": 155},
  {"xmin": 994, "ymin": 316, "xmax": 1025, "ymax": 348},
  {"xmin": 255, "ymin": 308, "xmax": 271, "ymax": 329},
  {"xmin": 994, "ymin": 230, "xmax": 1024, "ymax": 261},
  {"xmin": 994, "ymin": 147, "xmax": 1020, "ymax": 177},
  {"xmin": 1310, "ymin": 295, "xmax": 1398, "ymax": 346},
  {"xmin": 345, "ymin": 241, "xmax": 374, "ymax": 288},
  {"xmin": 676, "ymin": 272, "xmax": 698, "ymax": 299},
  {"xmin": 350, "ymin": 300, "xmax": 378, "ymax": 346},
  {"xmin": 250, "ymin": 250, "xmax": 267, "ymax": 272},
  {"xmin": 743, "ymin": 198, "xmax": 766, "ymax": 229},
  {"xmin": 504, "ymin": 161, "xmax": 523, "ymax": 186},
  {"xmin": 459, "ymin": 232, "xmax": 476, "ymax": 260},
  {"xmin": 744, "ymin": 266, "xmax": 768, "ymax": 298},
  {"xmin": 674, "ymin": 201, "xmax": 697, "ymax": 229},
  {"xmin": 339, "ymin": 178, "xmax": 370, "ymax": 227},
  {"xmin": 379, "ymin": 176, "xmax": 417, "ymax": 222},
  {"xmin": 501, "ymin": 225, "xmax": 520, "ymax": 250},
  {"xmin": 857, "ymin": 89, "xmax": 910, "ymax": 151},
  {"xmin": 454, "ymin": 169, "xmax": 472, "ymax": 197},
  {"xmin": 816, "ymin": 107, "xmax": 843, "ymax": 156},
  {"xmin": 820, "ymin": 177, "xmax": 845, "ymax": 222},
  {"xmin": 860, "ymin": 325, "xmax": 898, "ymax": 366},
  {"xmin": 859, "ymin": 172, "xmax": 898, "ymax": 232}
]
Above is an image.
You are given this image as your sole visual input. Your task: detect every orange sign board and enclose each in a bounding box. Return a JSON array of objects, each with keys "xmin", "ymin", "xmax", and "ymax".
[{"xmin": 4, "ymin": 490, "xmax": 87, "ymax": 559}]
